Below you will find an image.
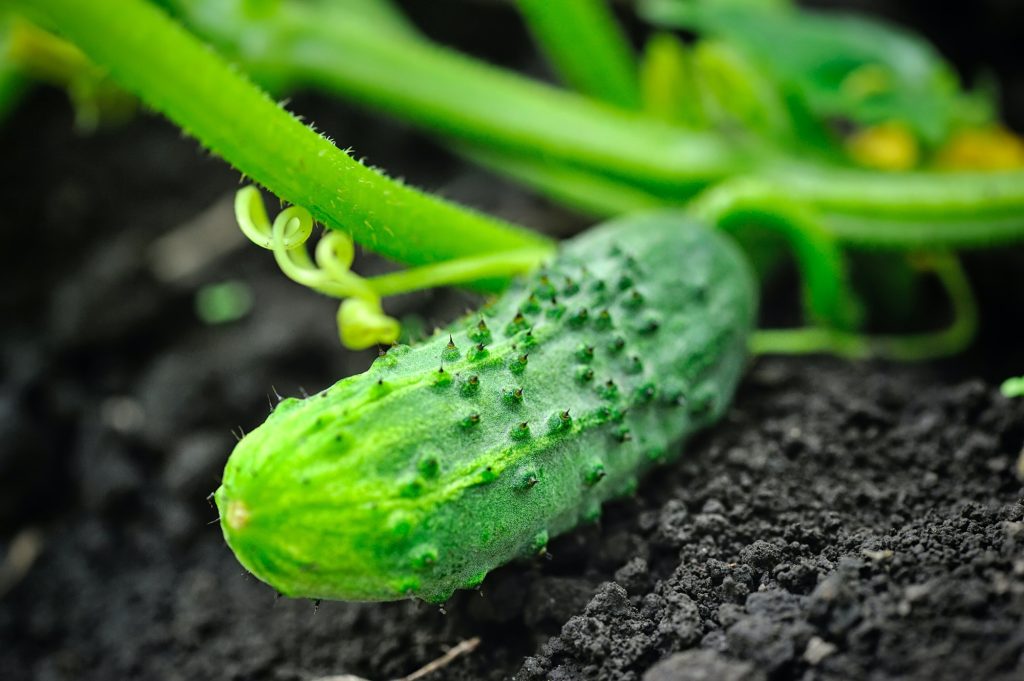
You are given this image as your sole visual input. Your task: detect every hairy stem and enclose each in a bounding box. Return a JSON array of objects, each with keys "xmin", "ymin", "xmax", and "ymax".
[
  {"xmin": 167, "ymin": 0, "xmax": 1024, "ymax": 248},
  {"xmin": 515, "ymin": 0, "xmax": 640, "ymax": 108},
  {"xmin": 19, "ymin": 0, "xmax": 551, "ymax": 272},
  {"xmin": 168, "ymin": 0, "xmax": 746, "ymax": 200}
]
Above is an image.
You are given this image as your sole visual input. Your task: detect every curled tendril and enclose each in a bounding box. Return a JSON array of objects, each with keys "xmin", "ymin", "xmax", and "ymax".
[
  {"xmin": 751, "ymin": 251, "xmax": 978, "ymax": 361},
  {"xmin": 234, "ymin": 186, "xmax": 399, "ymax": 349}
]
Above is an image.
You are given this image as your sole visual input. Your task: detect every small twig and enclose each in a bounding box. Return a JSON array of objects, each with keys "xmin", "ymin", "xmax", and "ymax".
[
  {"xmin": 309, "ymin": 637, "xmax": 481, "ymax": 681},
  {"xmin": 397, "ymin": 637, "xmax": 481, "ymax": 681}
]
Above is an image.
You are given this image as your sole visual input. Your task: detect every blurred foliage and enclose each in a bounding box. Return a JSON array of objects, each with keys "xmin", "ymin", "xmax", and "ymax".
[{"xmin": 641, "ymin": 0, "xmax": 996, "ymax": 157}]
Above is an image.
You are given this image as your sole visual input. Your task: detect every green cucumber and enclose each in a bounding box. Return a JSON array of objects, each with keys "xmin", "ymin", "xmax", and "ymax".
[{"xmin": 214, "ymin": 213, "xmax": 757, "ymax": 603}]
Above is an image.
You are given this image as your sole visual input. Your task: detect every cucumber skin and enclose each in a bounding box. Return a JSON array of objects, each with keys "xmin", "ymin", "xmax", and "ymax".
[{"xmin": 214, "ymin": 213, "xmax": 757, "ymax": 603}]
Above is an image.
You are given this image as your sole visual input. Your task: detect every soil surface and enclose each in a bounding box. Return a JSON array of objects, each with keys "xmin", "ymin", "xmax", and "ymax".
[{"xmin": 2, "ymin": 2, "xmax": 1024, "ymax": 680}]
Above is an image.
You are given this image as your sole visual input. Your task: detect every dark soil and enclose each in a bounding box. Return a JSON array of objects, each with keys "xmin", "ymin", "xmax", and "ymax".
[{"xmin": 2, "ymin": 2, "xmax": 1024, "ymax": 680}]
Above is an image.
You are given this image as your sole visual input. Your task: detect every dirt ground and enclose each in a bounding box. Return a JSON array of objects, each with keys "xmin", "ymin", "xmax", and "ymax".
[{"xmin": 1, "ymin": 2, "xmax": 1023, "ymax": 680}]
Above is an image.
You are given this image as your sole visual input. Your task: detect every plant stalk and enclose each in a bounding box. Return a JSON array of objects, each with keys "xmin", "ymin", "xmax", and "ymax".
[
  {"xmin": 515, "ymin": 0, "xmax": 640, "ymax": 108},
  {"xmin": 18, "ymin": 0, "xmax": 552, "ymax": 271},
  {"xmin": 168, "ymin": 0, "xmax": 747, "ymax": 200}
]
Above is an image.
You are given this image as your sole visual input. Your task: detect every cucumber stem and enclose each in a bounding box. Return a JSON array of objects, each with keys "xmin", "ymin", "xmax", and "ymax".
[
  {"xmin": 368, "ymin": 251, "xmax": 552, "ymax": 298},
  {"xmin": 515, "ymin": 0, "xmax": 640, "ymax": 108},
  {"xmin": 161, "ymin": 0, "xmax": 1024, "ymax": 250},
  {"xmin": 167, "ymin": 0, "xmax": 747, "ymax": 199},
  {"xmin": 691, "ymin": 179, "xmax": 863, "ymax": 331},
  {"xmin": 18, "ymin": 0, "xmax": 551, "ymax": 270},
  {"xmin": 236, "ymin": 187, "xmax": 551, "ymax": 349},
  {"xmin": 776, "ymin": 162, "xmax": 1024, "ymax": 248}
]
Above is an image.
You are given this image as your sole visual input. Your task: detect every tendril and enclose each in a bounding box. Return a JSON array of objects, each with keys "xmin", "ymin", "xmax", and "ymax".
[
  {"xmin": 234, "ymin": 186, "xmax": 551, "ymax": 350},
  {"xmin": 234, "ymin": 186, "xmax": 398, "ymax": 349},
  {"xmin": 751, "ymin": 252, "xmax": 978, "ymax": 361}
]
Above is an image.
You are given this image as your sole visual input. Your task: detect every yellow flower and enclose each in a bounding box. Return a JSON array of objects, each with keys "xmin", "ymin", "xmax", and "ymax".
[
  {"xmin": 933, "ymin": 127, "xmax": 1024, "ymax": 171},
  {"xmin": 846, "ymin": 121, "xmax": 919, "ymax": 172}
]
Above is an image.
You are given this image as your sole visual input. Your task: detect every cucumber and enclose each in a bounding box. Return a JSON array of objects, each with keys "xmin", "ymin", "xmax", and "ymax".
[{"xmin": 214, "ymin": 213, "xmax": 757, "ymax": 603}]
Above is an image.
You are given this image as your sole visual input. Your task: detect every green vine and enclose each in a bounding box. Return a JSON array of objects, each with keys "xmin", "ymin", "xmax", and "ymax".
[
  {"xmin": 17, "ymin": 0, "xmax": 551, "ymax": 274},
  {"xmin": 236, "ymin": 187, "xmax": 550, "ymax": 348},
  {"xmin": 13, "ymin": 0, "xmax": 1024, "ymax": 362},
  {"xmin": 160, "ymin": 0, "xmax": 1024, "ymax": 247},
  {"xmin": 165, "ymin": 0, "xmax": 748, "ymax": 199},
  {"xmin": 751, "ymin": 253, "xmax": 977, "ymax": 361},
  {"xmin": 515, "ymin": 0, "xmax": 640, "ymax": 108}
]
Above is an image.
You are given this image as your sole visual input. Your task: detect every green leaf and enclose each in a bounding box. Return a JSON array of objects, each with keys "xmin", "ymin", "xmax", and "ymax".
[{"xmin": 641, "ymin": 0, "xmax": 994, "ymax": 146}]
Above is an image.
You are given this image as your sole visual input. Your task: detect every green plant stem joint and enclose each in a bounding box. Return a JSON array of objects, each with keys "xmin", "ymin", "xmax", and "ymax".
[{"xmin": 215, "ymin": 213, "xmax": 756, "ymax": 603}]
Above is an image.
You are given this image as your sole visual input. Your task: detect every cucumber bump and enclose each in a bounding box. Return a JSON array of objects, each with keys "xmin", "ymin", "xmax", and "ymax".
[{"xmin": 214, "ymin": 213, "xmax": 757, "ymax": 602}]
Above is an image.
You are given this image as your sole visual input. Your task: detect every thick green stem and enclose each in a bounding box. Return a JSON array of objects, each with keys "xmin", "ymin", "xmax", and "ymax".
[
  {"xmin": 18, "ymin": 0, "xmax": 551, "ymax": 270},
  {"xmin": 691, "ymin": 179, "xmax": 862, "ymax": 331},
  {"xmin": 639, "ymin": 32, "xmax": 706, "ymax": 126},
  {"xmin": 322, "ymin": 0, "xmax": 418, "ymax": 39},
  {"xmin": 169, "ymin": 0, "xmax": 746, "ymax": 200},
  {"xmin": 462, "ymin": 146, "xmax": 667, "ymax": 218},
  {"xmin": 166, "ymin": 0, "xmax": 1024, "ymax": 248},
  {"xmin": 515, "ymin": 0, "xmax": 640, "ymax": 109},
  {"xmin": 777, "ymin": 162, "xmax": 1024, "ymax": 248}
]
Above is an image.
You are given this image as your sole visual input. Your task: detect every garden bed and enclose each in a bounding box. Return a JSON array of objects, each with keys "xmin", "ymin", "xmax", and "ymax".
[{"xmin": 2, "ymin": 2, "xmax": 1023, "ymax": 679}]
